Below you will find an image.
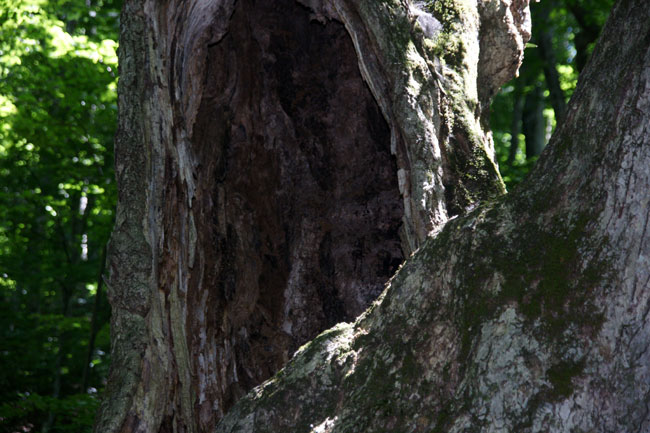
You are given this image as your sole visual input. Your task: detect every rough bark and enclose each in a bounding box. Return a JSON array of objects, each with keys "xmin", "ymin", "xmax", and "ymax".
[
  {"xmin": 214, "ymin": 0, "xmax": 650, "ymax": 431},
  {"xmin": 95, "ymin": 0, "xmax": 531, "ymax": 432}
]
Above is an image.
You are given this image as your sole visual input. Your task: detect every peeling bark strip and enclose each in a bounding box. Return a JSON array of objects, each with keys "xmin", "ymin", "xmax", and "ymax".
[
  {"xmin": 215, "ymin": 0, "xmax": 650, "ymax": 432},
  {"xmin": 95, "ymin": 0, "xmax": 531, "ymax": 432}
]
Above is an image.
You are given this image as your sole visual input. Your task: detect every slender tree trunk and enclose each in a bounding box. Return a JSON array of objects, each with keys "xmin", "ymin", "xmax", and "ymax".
[
  {"xmin": 82, "ymin": 244, "xmax": 108, "ymax": 392},
  {"xmin": 95, "ymin": 0, "xmax": 530, "ymax": 431},
  {"xmin": 523, "ymin": 84, "xmax": 546, "ymax": 158},
  {"xmin": 507, "ymin": 79, "xmax": 525, "ymax": 166},
  {"xmin": 43, "ymin": 286, "xmax": 71, "ymax": 433},
  {"xmin": 532, "ymin": 1, "xmax": 567, "ymax": 124},
  {"xmin": 566, "ymin": 1, "xmax": 602, "ymax": 72}
]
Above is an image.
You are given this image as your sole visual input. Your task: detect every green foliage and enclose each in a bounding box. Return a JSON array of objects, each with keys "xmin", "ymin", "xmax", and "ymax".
[
  {"xmin": 0, "ymin": 0, "xmax": 119, "ymax": 431},
  {"xmin": 1, "ymin": 393, "xmax": 100, "ymax": 432},
  {"xmin": 490, "ymin": 0, "xmax": 613, "ymax": 190}
]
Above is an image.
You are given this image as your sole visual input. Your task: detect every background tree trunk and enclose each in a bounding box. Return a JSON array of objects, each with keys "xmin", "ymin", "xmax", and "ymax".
[
  {"xmin": 95, "ymin": 0, "xmax": 531, "ymax": 431},
  {"xmin": 532, "ymin": 0, "xmax": 567, "ymax": 125},
  {"xmin": 523, "ymin": 84, "xmax": 546, "ymax": 158},
  {"xmin": 507, "ymin": 78, "xmax": 525, "ymax": 166}
]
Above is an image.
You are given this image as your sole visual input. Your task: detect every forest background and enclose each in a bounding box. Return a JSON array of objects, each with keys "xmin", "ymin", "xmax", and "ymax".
[{"xmin": 0, "ymin": 0, "xmax": 613, "ymax": 431}]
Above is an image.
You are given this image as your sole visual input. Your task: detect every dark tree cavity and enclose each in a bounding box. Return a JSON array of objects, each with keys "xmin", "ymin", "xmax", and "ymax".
[{"xmin": 188, "ymin": 0, "xmax": 403, "ymax": 413}]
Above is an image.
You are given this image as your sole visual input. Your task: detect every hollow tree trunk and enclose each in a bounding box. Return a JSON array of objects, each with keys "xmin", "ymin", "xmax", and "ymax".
[
  {"xmin": 215, "ymin": 0, "xmax": 650, "ymax": 432},
  {"xmin": 94, "ymin": 0, "xmax": 530, "ymax": 432}
]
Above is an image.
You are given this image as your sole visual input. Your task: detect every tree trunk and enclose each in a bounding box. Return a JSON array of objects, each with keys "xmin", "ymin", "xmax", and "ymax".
[
  {"xmin": 507, "ymin": 78, "xmax": 525, "ymax": 166},
  {"xmin": 532, "ymin": 0, "xmax": 567, "ymax": 124},
  {"xmin": 566, "ymin": 0, "xmax": 602, "ymax": 73},
  {"xmin": 214, "ymin": 0, "xmax": 650, "ymax": 431},
  {"xmin": 523, "ymin": 84, "xmax": 546, "ymax": 158},
  {"xmin": 82, "ymin": 244, "xmax": 108, "ymax": 392},
  {"xmin": 92, "ymin": 0, "xmax": 612, "ymax": 431}
]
